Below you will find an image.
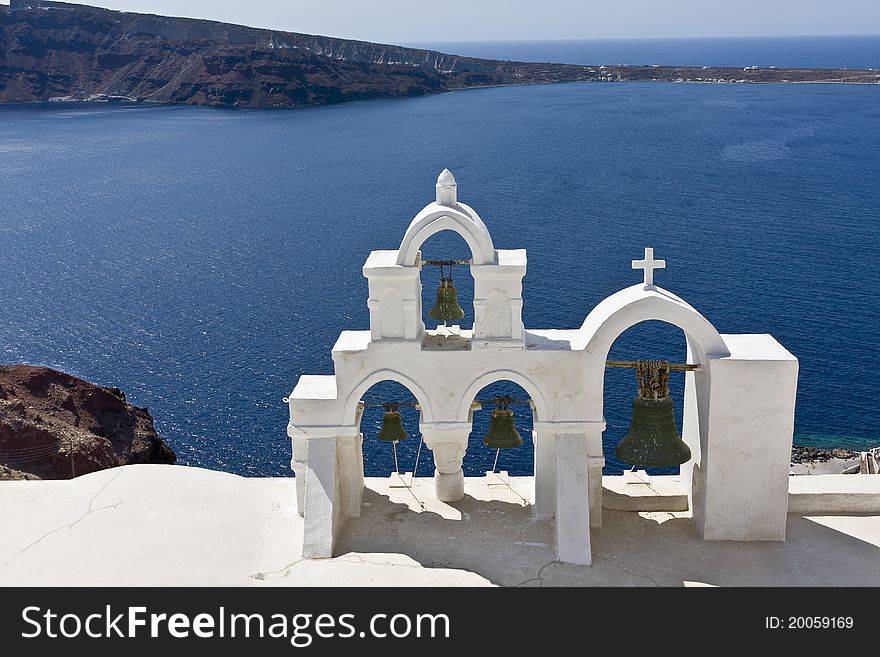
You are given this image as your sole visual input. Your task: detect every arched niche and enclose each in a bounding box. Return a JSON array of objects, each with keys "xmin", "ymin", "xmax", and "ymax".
[{"xmin": 397, "ymin": 203, "xmax": 497, "ymax": 267}]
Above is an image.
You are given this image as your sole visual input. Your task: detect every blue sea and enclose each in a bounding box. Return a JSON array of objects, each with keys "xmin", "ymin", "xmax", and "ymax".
[{"xmin": 1, "ymin": 38, "xmax": 878, "ymax": 478}]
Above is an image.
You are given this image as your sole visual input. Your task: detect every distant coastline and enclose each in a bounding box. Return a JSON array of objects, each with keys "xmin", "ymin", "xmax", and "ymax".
[
  {"xmin": 1, "ymin": 1, "xmax": 878, "ymax": 110},
  {"xmin": 411, "ymin": 35, "xmax": 880, "ymax": 70}
]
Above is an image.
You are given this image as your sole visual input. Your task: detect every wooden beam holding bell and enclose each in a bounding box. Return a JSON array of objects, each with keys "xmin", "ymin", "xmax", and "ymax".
[{"xmin": 615, "ymin": 360, "xmax": 691, "ymax": 468}]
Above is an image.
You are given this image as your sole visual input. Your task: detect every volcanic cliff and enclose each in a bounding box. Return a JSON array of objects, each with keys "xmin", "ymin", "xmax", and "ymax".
[
  {"xmin": 1, "ymin": 1, "xmax": 876, "ymax": 109},
  {"xmin": 0, "ymin": 365, "xmax": 176, "ymax": 480}
]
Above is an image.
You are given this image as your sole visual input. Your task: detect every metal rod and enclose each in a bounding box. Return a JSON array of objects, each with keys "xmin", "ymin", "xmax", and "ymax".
[
  {"xmin": 422, "ymin": 259, "xmax": 471, "ymax": 266},
  {"xmin": 392, "ymin": 440, "xmax": 400, "ymax": 475},
  {"xmin": 363, "ymin": 397, "xmax": 533, "ymax": 408},
  {"xmin": 410, "ymin": 435, "xmax": 424, "ymax": 487},
  {"xmin": 492, "ymin": 448, "xmax": 500, "ymax": 474},
  {"xmin": 606, "ymin": 360, "xmax": 700, "ymax": 371}
]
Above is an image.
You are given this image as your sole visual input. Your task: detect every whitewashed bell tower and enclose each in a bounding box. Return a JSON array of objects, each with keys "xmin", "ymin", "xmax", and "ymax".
[
  {"xmin": 366, "ymin": 169, "xmax": 525, "ymax": 346},
  {"xmin": 287, "ymin": 170, "xmax": 799, "ymax": 566}
]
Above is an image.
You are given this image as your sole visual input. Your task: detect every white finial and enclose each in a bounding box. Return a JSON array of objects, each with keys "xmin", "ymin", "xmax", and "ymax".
[
  {"xmin": 632, "ymin": 247, "xmax": 666, "ymax": 287},
  {"xmin": 436, "ymin": 168, "xmax": 457, "ymax": 206}
]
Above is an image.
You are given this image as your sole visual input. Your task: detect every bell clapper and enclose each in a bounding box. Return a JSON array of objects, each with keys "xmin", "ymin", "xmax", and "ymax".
[
  {"xmin": 492, "ymin": 448, "xmax": 501, "ymax": 474},
  {"xmin": 392, "ymin": 439, "xmax": 400, "ymax": 475}
]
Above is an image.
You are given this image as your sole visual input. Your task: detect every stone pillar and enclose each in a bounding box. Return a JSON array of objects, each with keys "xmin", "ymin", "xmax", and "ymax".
[
  {"xmin": 588, "ymin": 456, "xmax": 605, "ymax": 528},
  {"xmin": 555, "ymin": 433, "xmax": 591, "ymax": 565},
  {"xmin": 693, "ymin": 335, "xmax": 798, "ymax": 541},
  {"xmin": 680, "ymin": 339, "xmax": 704, "ymax": 518},
  {"xmin": 535, "ymin": 421, "xmax": 603, "ymax": 528},
  {"xmin": 533, "ymin": 428, "xmax": 556, "ymax": 519},
  {"xmin": 337, "ymin": 432, "xmax": 364, "ymax": 518},
  {"xmin": 470, "ymin": 250, "xmax": 527, "ymax": 347},
  {"xmin": 301, "ymin": 435, "xmax": 341, "ymax": 559},
  {"xmin": 290, "ymin": 430, "xmax": 308, "ymax": 517},
  {"xmin": 363, "ymin": 252, "xmax": 424, "ymax": 342},
  {"xmin": 421, "ymin": 422, "xmax": 470, "ymax": 502}
]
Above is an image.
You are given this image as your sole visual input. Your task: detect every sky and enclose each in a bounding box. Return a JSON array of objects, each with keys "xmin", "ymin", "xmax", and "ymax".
[{"xmin": 6, "ymin": 1, "xmax": 880, "ymax": 43}]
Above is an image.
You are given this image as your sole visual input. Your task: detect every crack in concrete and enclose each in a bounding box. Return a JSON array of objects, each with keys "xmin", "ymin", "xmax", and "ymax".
[
  {"xmin": 0, "ymin": 469, "xmax": 124, "ymax": 574},
  {"xmin": 251, "ymin": 552, "xmax": 430, "ymax": 582},
  {"xmin": 511, "ymin": 559, "xmax": 557, "ymax": 587},
  {"xmin": 592, "ymin": 551, "xmax": 663, "ymax": 586},
  {"xmin": 250, "ymin": 558, "xmax": 305, "ymax": 581},
  {"xmin": 336, "ymin": 554, "xmax": 427, "ymax": 570}
]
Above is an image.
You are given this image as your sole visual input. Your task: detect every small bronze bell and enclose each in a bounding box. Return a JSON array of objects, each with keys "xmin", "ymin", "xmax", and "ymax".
[
  {"xmin": 483, "ymin": 398, "xmax": 523, "ymax": 449},
  {"xmin": 378, "ymin": 404, "xmax": 407, "ymax": 442},
  {"xmin": 615, "ymin": 360, "xmax": 691, "ymax": 468},
  {"xmin": 427, "ymin": 268, "xmax": 465, "ymax": 324}
]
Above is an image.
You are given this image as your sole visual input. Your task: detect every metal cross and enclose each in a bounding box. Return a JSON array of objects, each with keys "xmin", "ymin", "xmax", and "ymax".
[{"xmin": 632, "ymin": 247, "xmax": 666, "ymax": 287}]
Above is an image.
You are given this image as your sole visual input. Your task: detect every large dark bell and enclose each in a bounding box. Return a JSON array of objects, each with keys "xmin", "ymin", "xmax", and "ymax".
[
  {"xmin": 483, "ymin": 408, "xmax": 523, "ymax": 449},
  {"xmin": 378, "ymin": 410, "xmax": 407, "ymax": 442},
  {"xmin": 428, "ymin": 280, "xmax": 465, "ymax": 323},
  {"xmin": 615, "ymin": 396, "xmax": 691, "ymax": 467}
]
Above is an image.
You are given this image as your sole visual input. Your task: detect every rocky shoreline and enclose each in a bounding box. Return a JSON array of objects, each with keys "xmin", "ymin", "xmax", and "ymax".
[
  {"xmin": 1, "ymin": 1, "xmax": 878, "ymax": 110},
  {"xmin": 790, "ymin": 445, "xmax": 857, "ymax": 464},
  {"xmin": 0, "ymin": 365, "xmax": 176, "ymax": 481},
  {"xmin": 789, "ymin": 445, "xmax": 867, "ymax": 476}
]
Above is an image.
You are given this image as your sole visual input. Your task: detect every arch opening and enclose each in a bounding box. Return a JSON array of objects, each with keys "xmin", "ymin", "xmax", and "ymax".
[
  {"xmin": 419, "ymin": 229, "xmax": 475, "ymax": 333},
  {"xmin": 356, "ymin": 379, "xmax": 434, "ymax": 478},
  {"xmin": 601, "ymin": 320, "xmax": 690, "ymax": 476},
  {"xmin": 462, "ymin": 380, "xmax": 536, "ymax": 477}
]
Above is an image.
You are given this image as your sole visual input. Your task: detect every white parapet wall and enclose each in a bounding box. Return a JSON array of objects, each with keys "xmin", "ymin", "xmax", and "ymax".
[
  {"xmin": 788, "ymin": 475, "xmax": 880, "ymax": 514},
  {"xmin": 603, "ymin": 474, "xmax": 880, "ymax": 515}
]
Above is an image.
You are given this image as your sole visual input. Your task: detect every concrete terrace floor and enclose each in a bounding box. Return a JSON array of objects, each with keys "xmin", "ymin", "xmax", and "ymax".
[{"xmin": 1, "ymin": 465, "xmax": 878, "ymax": 587}]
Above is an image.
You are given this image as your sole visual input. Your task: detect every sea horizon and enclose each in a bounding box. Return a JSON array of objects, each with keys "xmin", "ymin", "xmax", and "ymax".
[{"xmin": 408, "ymin": 35, "xmax": 880, "ymax": 70}]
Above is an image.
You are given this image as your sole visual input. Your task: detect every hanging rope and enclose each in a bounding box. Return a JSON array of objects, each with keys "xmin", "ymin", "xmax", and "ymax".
[
  {"xmin": 391, "ymin": 440, "xmax": 400, "ymax": 475},
  {"xmin": 410, "ymin": 435, "xmax": 424, "ymax": 488},
  {"xmin": 398, "ymin": 437, "xmax": 425, "ymax": 511},
  {"xmin": 489, "ymin": 466, "xmax": 530, "ymax": 506}
]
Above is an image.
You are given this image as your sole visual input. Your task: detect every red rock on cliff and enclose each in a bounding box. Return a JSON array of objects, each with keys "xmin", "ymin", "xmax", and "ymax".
[{"xmin": 0, "ymin": 365, "xmax": 176, "ymax": 480}]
